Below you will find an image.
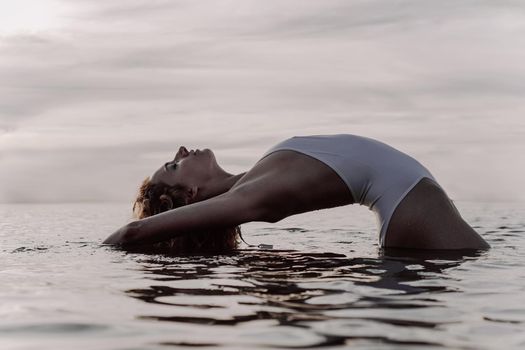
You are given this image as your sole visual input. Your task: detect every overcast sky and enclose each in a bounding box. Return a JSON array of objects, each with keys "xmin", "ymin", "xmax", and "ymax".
[{"xmin": 0, "ymin": 0, "xmax": 524, "ymax": 204}]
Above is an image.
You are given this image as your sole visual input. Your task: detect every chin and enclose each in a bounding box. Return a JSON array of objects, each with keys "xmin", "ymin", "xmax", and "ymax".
[{"xmin": 206, "ymin": 149, "xmax": 218, "ymax": 165}]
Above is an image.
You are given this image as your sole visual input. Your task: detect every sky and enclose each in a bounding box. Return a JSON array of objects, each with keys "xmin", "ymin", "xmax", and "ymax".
[{"xmin": 0, "ymin": 0, "xmax": 524, "ymax": 204}]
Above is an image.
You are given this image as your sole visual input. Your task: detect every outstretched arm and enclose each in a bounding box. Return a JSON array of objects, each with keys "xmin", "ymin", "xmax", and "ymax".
[{"xmin": 103, "ymin": 190, "xmax": 267, "ymax": 245}]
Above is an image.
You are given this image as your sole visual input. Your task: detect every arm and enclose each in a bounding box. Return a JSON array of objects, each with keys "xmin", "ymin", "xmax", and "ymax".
[{"xmin": 103, "ymin": 190, "xmax": 266, "ymax": 245}]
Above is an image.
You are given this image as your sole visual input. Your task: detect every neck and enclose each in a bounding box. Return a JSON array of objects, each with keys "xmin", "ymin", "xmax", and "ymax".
[{"xmin": 198, "ymin": 171, "xmax": 247, "ymax": 200}]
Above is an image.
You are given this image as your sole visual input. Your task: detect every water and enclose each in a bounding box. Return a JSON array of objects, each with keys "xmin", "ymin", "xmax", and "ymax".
[{"xmin": 1, "ymin": 202, "xmax": 524, "ymax": 349}]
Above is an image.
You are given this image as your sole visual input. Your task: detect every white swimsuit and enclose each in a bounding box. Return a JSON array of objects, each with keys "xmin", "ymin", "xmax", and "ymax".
[{"xmin": 259, "ymin": 134, "xmax": 438, "ymax": 246}]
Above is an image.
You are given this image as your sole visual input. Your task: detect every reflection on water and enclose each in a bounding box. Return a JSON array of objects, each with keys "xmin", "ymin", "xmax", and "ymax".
[
  {"xmin": 125, "ymin": 248, "xmax": 485, "ymax": 348},
  {"xmin": 1, "ymin": 202, "xmax": 524, "ymax": 349}
]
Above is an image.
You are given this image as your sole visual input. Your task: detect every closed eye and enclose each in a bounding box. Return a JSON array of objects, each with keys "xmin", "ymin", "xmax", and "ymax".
[{"xmin": 163, "ymin": 162, "xmax": 177, "ymax": 171}]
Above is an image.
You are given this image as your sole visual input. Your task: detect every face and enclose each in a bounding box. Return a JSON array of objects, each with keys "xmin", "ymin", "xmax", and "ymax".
[{"xmin": 150, "ymin": 146, "xmax": 217, "ymax": 188}]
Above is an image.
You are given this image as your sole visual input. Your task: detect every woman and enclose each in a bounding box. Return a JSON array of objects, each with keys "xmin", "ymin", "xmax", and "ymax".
[{"xmin": 104, "ymin": 134, "xmax": 490, "ymax": 250}]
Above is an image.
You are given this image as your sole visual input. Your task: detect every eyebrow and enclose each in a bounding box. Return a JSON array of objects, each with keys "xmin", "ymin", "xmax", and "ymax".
[{"xmin": 163, "ymin": 162, "xmax": 169, "ymax": 171}]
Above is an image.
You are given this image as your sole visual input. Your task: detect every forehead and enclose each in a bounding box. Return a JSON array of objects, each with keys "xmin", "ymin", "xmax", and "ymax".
[{"xmin": 150, "ymin": 165, "xmax": 167, "ymax": 184}]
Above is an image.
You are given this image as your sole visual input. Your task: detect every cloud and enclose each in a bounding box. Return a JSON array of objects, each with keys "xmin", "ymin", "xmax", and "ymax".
[{"xmin": 0, "ymin": 0, "xmax": 524, "ymax": 202}]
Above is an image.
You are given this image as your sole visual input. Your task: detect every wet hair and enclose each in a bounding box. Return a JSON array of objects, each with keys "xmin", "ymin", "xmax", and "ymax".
[{"xmin": 132, "ymin": 177, "xmax": 240, "ymax": 253}]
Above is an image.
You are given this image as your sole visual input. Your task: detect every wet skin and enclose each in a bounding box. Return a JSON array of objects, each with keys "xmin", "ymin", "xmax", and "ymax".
[
  {"xmin": 151, "ymin": 147, "xmax": 215, "ymax": 189},
  {"xmin": 104, "ymin": 146, "xmax": 489, "ymax": 250}
]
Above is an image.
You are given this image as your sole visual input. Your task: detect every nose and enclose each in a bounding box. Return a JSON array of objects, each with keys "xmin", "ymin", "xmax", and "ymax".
[{"xmin": 176, "ymin": 146, "xmax": 189, "ymax": 159}]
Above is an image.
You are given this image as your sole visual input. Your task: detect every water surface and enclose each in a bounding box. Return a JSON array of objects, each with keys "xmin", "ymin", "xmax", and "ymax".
[{"xmin": 0, "ymin": 202, "xmax": 524, "ymax": 349}]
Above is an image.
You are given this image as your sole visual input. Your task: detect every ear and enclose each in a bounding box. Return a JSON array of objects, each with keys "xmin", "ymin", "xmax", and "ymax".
[{"xmin": 185, "ymin": 186, "xmax": 199, "ymax": 204}]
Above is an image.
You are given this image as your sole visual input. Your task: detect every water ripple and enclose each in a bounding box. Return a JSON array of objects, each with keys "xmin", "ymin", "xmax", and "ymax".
[{"xmin": 118, "ymin": 248, "xmax": 490, "ymax": 348}]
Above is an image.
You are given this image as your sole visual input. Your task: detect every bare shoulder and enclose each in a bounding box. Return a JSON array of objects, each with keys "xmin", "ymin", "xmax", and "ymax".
[{"xmin": 230, "ymin": 150, "xmax": 354, "ymax": 222}]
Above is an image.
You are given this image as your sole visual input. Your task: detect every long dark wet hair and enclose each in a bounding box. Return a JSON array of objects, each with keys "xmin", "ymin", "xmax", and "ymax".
[{"xmin": 132, "ymin": 177, "xmax": 240, "ymax": 253}]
